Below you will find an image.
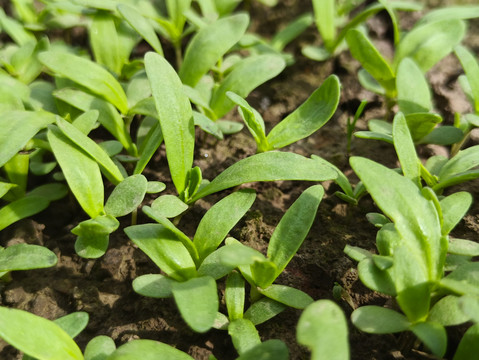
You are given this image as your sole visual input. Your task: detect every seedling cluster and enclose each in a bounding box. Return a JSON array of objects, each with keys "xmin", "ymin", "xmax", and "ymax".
[{"xmin": 0, "ymin": 0, "xmax": 479, "ymax": 359}]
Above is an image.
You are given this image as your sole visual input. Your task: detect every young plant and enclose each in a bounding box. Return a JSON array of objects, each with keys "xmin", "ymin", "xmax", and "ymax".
[
  {"xmin": 227, "ymin": 74, "xmax": 340, "ymax": 153},
  {"xmin": 346, "ymin": 8, "xmax": 474, "ymax": 103},
  {"xmin": 355, "ymin": 58, "xmax": 463, "ymax": 145},
  {"xmin": 302, "ymin": 0, "xmax": 421, "ymax": 61},
  {"xmin": 345, "ymin": 150, "xmax": 479, "ymax": 357}
]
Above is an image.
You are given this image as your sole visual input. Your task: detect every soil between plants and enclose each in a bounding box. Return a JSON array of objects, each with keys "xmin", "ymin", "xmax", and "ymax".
[{"xmin": 1, "ymin": 1, "xmax": 479, "ymax": 359}]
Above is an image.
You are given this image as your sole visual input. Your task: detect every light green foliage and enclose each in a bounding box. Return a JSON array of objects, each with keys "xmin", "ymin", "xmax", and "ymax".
[
  {"xmin": 228, "ymin": 319, "xmax": 261, "ymax": 355},
  {"xmin": 0, "ymin": 307, "xmax": 83, "ymax": 360},
  {"xmin": 0, "ymin": 244, "xmax": 57, "ymax": 271},
  {"xmin": 297, "ymin": 300, "xmax": 349, "ymax": 360},
  {"xmin": 72, "ymin": 215, "xmax": 119, "ymax": 259},
  {"xmin": 179, "ymin": 13, "xmax": 249, "ymax": 87},
  {"xmin": 104, "ymin": 175, "xmax": 148, "ymax": 217},
  {"xmin": 236, "ymin": 340, "xmax": 289, "ymax": 360},
  {"xmin": 84, "ymin": 336, "xmax": 116, "ymax": 360},
  {"xmin": 150, "ymin": 195, "xmax": 189, "ymax": 218},
  {"xmin": 39, "ymin": 51, "xmax": 129, "ymax": 114},
  {"xmin": 145, "ymin": 52, "xmax": 194, "ymax": 197},
  {"xmin": 225, "ymin": 271, "xmax": 245, "ymax": 321},
  {"xmin": 108, "ymin": 339, "xmax": 194, "ymax": 360}
]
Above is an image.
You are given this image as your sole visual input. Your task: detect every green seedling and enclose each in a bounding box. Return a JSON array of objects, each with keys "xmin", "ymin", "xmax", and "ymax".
[
  {"xmin": 452, "ymin": 44, "xmax": 479, "ymax": 154},
  {"xmin": 303, "ymin": 0, "xmax": 421, "ymax": 61},
  {"xmin": 387, "ymin": 112, "xmax": 479, "ymax": 194},
  {"xmin": 355, "ymin": 58, "xmax": 463, "ymax": 145},
  {"xmin": 345, "ymin": 154, "xmax": 479, "ymax": 358},
  {"xmin": 346, "ymin": 10, "xmax": 471, "ymax": 102},
  {"xmin": 125, "ymin": 189, "xmax": 256, "ymax": 333},
  {"xmin": 297, "ymin": 300, "xmax": 350, "ymax": 360},
  {"xmin": 227, "ymin": 74, "xmax": 340, "ymax": 153},
  {"xmin": 0, "ymin": 306, "xmax": 211, "ymax": 360},
  {"xmin": 239, "ymin": 12, "xmax": 313, "ymax": 65}
]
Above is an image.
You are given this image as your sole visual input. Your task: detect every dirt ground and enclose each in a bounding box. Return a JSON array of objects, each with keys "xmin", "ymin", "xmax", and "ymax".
[{"xmin": 1, "ymin": 1, "xmax": 479, "ymax": 359}]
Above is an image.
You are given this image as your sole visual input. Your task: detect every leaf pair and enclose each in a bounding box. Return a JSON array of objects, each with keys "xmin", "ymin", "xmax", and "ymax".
[{"xmin": 228, "ymin": 75, "xmax": 340, "ymax": 153}]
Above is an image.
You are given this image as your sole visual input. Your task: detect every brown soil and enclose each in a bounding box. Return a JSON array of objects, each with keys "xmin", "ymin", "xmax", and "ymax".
[{"xmin": 1, "ymin": 1, "xmax": 479, "ymax": 359}]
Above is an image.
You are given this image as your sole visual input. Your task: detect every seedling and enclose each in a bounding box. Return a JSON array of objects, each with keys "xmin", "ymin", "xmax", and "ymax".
[
  {"xmin": 345, "ymin": 153, "xmax": 479, "ymax": 357},
  {"xmin": 303, "ymin": 0, "xmax": 421, "ymax": 61},
  {"xmin": 227, "ymin": 74, "xmax": 340, "ymax": 153}
]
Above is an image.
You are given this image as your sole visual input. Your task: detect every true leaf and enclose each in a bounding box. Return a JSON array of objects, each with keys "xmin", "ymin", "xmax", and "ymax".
[
  {"xmin": 104, "ymin": 174, "xmax": 148, "ymax": 217},
  {"xmin": 297, "ymin": 300, "xmax": 349, "ymax": 360},
  {"xmin": 54, "ymin": 312, "xmax": 89, "ymax": 338},
  {"xmin": 266, "ymin": 75, "xmax": 340, "ymax": 150},
  {"xmin": 409, "ymin": 322, "xmax": 447, "ymax": 358},
  {"xmin": 244, "ymin": 297, "xmax": 286, "ymax": 325},
  {"xmin": 0, "ymin": 244, "xmax": 57, "ymax": 271},
  {"xmin": 0, "ymin": 196, "xmax": 49, "ymax": 231},
  {"xmin": 448, "ymin": 238, "xmax": 479, "ymax": 257},
  {"xmin": 84, "ymin": 336, "xmax": 116, "ymax": 360},
  {"xmin": 108, "ymin": 339, "xmax": 193, "ymax": 360},
  {"xmin": 194, "ymin": 188, "xmax": 256, "ymax": 262},
  {"xmin": 132, "ymin": 274, "xmax": 173, "ymax": 298},
  {"xmin": 351, "ymin": 305, "xmax": 410, "ymax": 333},
  {"xmin": 39, "ymin": 51, "xmax": 129, "ymax": 114},
  {"xmin": 56, "ymin": 116, "xmax": 124, "ymax": 185},
  {"xmin": 209, "ymin": 54, "xmax": 286, "ymax": 119},
  {"xmin": 453, "ymin": 323, "xmax": 479, "ymax": 360},
  {"xmin": 268, "ymin": 185, "xmax": 324, "ymax": 281},
  {"xmin": 150, "ymin": 195, "xmax": 189, "ymax": 218},
  {"xmin": 0, "ymin": 306, "xmax": 83, "ymax": 360},
  {"xmin": 179, "ymin": 13, "xmax": 249, "ymax": 87},
  {"xmin": 134, "ymin": 121, "xmax": 163, "ymax": 175},
  {"xmin": 191, "ymin": 152, "xmax": 336, "ymax": 202},
  {"xmin": 145, "ymin": 52, "xmax": 194, "ymax": 195},
  {"xmin": 440, "ymin": 192, "xmax": 472, "ymax": 235},
  {"xmin": 171, "ymin": 276, "xmax": 218, "ymax": 333},
  {"xmin": 259, "ymin": 285, "xmax": 313, "ymax": 309},
  {"xmin": 48, "ymin": 126, "xmax": 105, "ymax": 218},
  {"xmin": 236, "ymin": 340, "xmax": 288, "ymax": 360},
  {"xmin": 397, "ymin": 58, "xmax": 432, "ymax": 114},
  {"xmin": 455, "ymin": 45, "xmax": 479, "ymax": 113},
  {"xmin": 0, "ymin": 110, "xmax": 55, "ymax": 168},
  {"xmin": 428, "ymin": 295, "xmax": 470, "ymax": 326},
  {"xmin": 72, "ymin": 215, "xmax": 119, "ymax": 259},
  {"xmin": 392, "ymin": 112, "xmax": 420, "ymax": 186},
  {"xmin": 226, "ymin": 271, "xmax": 245, "ymax": 321},
  {"xmin": 124, "ymin": 224, "xmax": 196, "ymax": 282},
  {"xmin": 228, "ymin": 319, "xmax": 261, "ymax": 355}
]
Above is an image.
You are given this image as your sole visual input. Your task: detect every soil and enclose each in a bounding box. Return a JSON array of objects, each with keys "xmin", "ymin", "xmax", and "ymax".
[{"xmin": 1, "ymin": 1, "xmax": 479, "ymax": 359}]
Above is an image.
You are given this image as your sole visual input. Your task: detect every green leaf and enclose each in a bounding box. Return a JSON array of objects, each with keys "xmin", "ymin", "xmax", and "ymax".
[
  {"xmin": 132, "ymin": 274, "xmax": 173, "ymax": 298},
  {"xmin": 193, "ymin": 111, "xmax": 223, "ymax": 139},
  {"xmin": 397, "ymin": 58, "xmax": 432, "ymax": 114},
  {"xmin": 194, "ymin": 188, "xmax": 256, "ymax": 262},
  {"xmin": 225, "ymin": 271, "xmax": 245, "ymax": 321},
  {"xmin": 236, "ymin": 340, "xmax": 289, "ymax": 360},
  {"xmin": 346, "ymin": 29, "xmax": 395, "ymax": 95},
  {"xmin": 191, "ymin": 152, "xmax": 336, "ymax": 202},
  {"xmin": 250, "ymin": 259, "xmax": 277, "ymax": 289},
  {"xmin": 357, "ymin": 258, "xmax": 396, "ymax": 296},
  {"xmin": 439, "ymin": 145, "xmax": 479, "ymax": 180},
  {"xmin": 54, "ymin": 312, "xmax": 89, "ymax": 338},
  {"xmin": 350, "ymin": 157, "xmax": 443, "ymax": 287},
  {"xmin": 150, "ymin": 195, "xmax": 189, "ymax": 218},
  {"xmin": 392, "ymin": 112, "xmax": 420, "ymax": 186},
  {"xmin": 108, "ymin": 339, "xmax": 193, "ymax": 360},
  {"xmin": 453, "ymin": 323, "xmax": 479, "ymax": 360},
  {"xmin": 145, "ymin": 52, "xmax": 194, "ymax": 195},
  {"xmin": 197, "ymin": 245, "xmax": 240, "ymax": 280},
  {"xmin": 39, "ymin": 51, "xmax": 129, "ymax": 114},
  {"xmin": 210, "ymin": 54, "xmax": 286, "ymax": 119},
  {"xmin": 72, "ymin": 215, "xmax": 119, "ymax": 259},
  {"xmin": 84, "ymin": 335, "xmax": 116, "ymax": 360},
  {"xmin": 409, "ymin": 322, "xmax": 447, "ymax": 358},
  {"xmin": 418, "ymin": 126, "xmax": 463, "ymax": 145},
  {"xmin": 259, "ymin": 285, "xmax": 313, "ymax": 309},
  {"xmin": 297, "ymin": 300, "xmax": 349, "ymax": 360},
  {"xmin": 48, "ymin": 126, "xmax": 105, "ymax": 218},
  {"xmin": 394, "ymin": 19, "xmax": 466, "ymax": 72},
  {"xmin": 0, "ymin": 110, "xmax": 55, "ymax": 168},
  {"xmin": 53, "ymin": 88, "xmax": 135, "ymax": 155},
  {"xmin": 124, "ymin": 224, "xmax": 196, "ymax": 282},
  {"xmin": 134, "ymin": 121, "xmax": 163, "ymax": 175},
  {"xmin": 455, "ymin": 45, "xmax": 479, "ymax": 113},
  {"xmin": 118, "ymin": 4, "xmax": 163, "ymax": 55},
  {"xmin": 147, "ymin": 181, "xmax": 166, "ymax": 194},
  {"xmin": 266, "ymin": 75, "xmax": 340, "ymax": 150},
  {"xmin": 448, "ymin": 238, "xmax": 479, "ymax": 257},
  {"xmin": 268, "ymin": 185, "xmax": 323, "ymax": 281},
  {"xmin": 0, "ymin": 196, "xmax": 49, "ymax": 231},
  {"xmin": 0, "ymin": 306, "xmax": 83, "ymax": 360},
  {"xmin": 171, "ymin": 276, "xmax": 218, "ymax": 333},
  {"xmin": 72, "ymin": 110, "xmax": 99, "ymax": 135},
  {"xmin": 441, "ymin": 262, "xmax": 479, "ymax": 296},
  {"xmin": 419, "ymin": 5, "xmax": 479, "ymax": 24},
  {"xmin": 0, "ymin": 244, "xmax": 57, "ymax": 271},
  {"xmin": 56, "ymin": 117, "xmax": 124, "ymax": 185},
  {"xmin": 271, "ymin": 12, "xmax": 313, "ymax": 51},
  {"xmin": 90, "ymin": 11, "xmax": 123, "ymax": 75},
  {"xmin": 404, "ymin": 113, "xmax": 442, "ymax": 142},
  {"xmin": 312, "ymin": 0, "xmax": 335, "ymax": 50},
  {"xmin": 228, "ymin": 319, "xmax": 261, "ymax": 355},
  {"xmin": 244, "ymin": 297, "xmax": 287, "ymax": 325},
  {"xmin": 179, "ymin": 13, "xmax": 249, "ymax": 87},
  {"xmin": 351, "ymin": 306, "xmax": 410, "ymax": 334},
  {"xmin": 104, "ymin": 175, "xmax": 147, "ymax": 217},
  {"xmin": 428, "ymin": 295, "xmax": 470, "ymax": 326},
  {"xmin": 440, "ymin": 192, "xmax": 472, "ymax": 235},
  {"xmin": 458, "ymin": 295, "xmax": 479, "ymax": 323},
  {"xmin": 0, "ymin": 8, "xmax": 35, "ymax": 45}
]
